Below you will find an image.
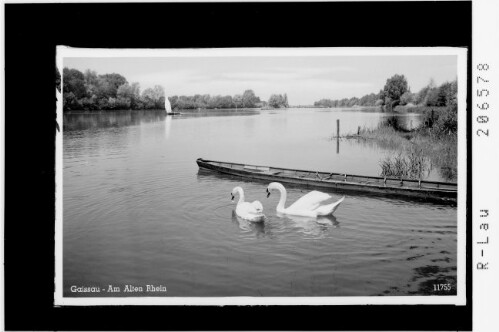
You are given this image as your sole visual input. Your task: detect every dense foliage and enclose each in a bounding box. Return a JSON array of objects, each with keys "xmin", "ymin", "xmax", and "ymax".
[
  {"xmin": 314, "ymin": 74, "xmax": 457, "ymax": 112},
  {"xmin": 267, "ymin": 93, "xmax": 289, "ymax": 108},
  {"xmin": 62, "ymin": 68, "xmax": 265, "ymax": 111},
  {"xmin": 314, "ymin": 92, "xmax": 379, "ymax": 108},
  {"xmin": 420, "ymin": 104, "xmax": 458, "ymax": 137},
  {"xmin": 168, "ymin": 90, "xmax": 263, "ymax": 110},
  {"xmin": 381, "ymin": 74, "xmax": 409, "ymax": 111},
  {"xmin": 63, "ymin": 68, "xmax": 162, "ymax": 111}
]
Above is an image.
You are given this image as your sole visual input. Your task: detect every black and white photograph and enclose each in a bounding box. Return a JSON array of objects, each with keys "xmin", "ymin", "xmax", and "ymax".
[
  {"xmin": 8, "ymin": 1, "xmax": 491, "ymax": 330},
  {"xmin": 55, "ymin": 47, "xmax": 467, "ymax": 305}
]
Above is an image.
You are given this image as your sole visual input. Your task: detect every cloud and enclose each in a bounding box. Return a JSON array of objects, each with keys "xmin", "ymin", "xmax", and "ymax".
[
  {"xmin": 129, "ymin": 65, "xmax": 372, "ymax": 104},
  {"xmin": 184, "ymin": 65, "xmax": 356, "ymax": 84}
]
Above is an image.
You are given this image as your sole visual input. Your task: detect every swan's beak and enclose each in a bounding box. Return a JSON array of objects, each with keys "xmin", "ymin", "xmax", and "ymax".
[
  {"xmin": 266, "ymin": 189, "xmax": 271, "ymax": 198},
  {"xmin": 231, "ymin": 193, "xmax": 234, "ymax": 202}
]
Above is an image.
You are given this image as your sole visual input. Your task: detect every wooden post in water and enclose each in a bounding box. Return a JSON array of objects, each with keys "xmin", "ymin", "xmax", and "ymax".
[
  {"xmin": 336, "ymin": 119, "xmax": 340, "ymax": 154},
  {"xmin": 357, "ymin": 126, "xmax": 360, "ymax": 136}
]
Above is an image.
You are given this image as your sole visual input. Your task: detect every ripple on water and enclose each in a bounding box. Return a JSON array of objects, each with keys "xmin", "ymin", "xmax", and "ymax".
[{"xmin": 63, "ymin": 112, "xmax": 457, "ymax": 297}]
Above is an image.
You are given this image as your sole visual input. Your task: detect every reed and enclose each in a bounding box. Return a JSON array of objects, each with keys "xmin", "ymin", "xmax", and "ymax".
[
  {"xmin": 347, "ymin": 117, "xmax": 456, "ymax": 181},
  {"xmin": 379, "ymin": 147, "xmax": 431, "ymax": 180}
]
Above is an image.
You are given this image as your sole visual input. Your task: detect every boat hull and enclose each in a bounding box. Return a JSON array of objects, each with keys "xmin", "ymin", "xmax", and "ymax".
[{"xmin": 196, "ymin": 158, "xmax": 457, "ymax": 203}]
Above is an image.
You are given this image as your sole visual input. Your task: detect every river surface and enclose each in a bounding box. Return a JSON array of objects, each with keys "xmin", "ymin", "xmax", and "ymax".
[{"xmin": 63, "ymin": 108, "xmax": 457, "ymax": 297}]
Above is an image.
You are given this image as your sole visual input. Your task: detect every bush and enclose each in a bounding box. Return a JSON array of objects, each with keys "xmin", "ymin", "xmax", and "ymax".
[
  {"xmin": 434, "ymin": 105, "xmax": 457, "ymax": 135},
  {"xmin": 421, "ymin": 105, "xmax": 457, "ymax": 137},
  {"xmin": 379, "ymin": 147, "xmax": 430, "ymax": 180}
]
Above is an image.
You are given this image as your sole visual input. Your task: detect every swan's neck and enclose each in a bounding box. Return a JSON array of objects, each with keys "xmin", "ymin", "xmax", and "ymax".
[
  {"xmin": 235, "ymin": 187, "xmax": 245, "ymax": 205},
  {"xmin": 275, "ymin": 186, "xmax": 287, "ymax": 212}
]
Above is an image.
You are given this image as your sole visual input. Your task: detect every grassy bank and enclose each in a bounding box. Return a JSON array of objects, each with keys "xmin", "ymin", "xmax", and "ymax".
[{"xmin": 351, "ymin": 107, "xmax": 457, "ymax": 181}]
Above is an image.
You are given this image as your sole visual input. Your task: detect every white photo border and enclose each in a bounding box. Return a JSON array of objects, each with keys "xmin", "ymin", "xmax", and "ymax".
[{"xmin": 55, "ymin": 46, "xmax": 468, "ymax": 306}]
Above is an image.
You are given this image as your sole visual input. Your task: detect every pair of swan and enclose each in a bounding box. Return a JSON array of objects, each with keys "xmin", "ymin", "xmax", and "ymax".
[{"xmin": 231, "ymin": 182, "xmax": 345, "ymax": 222}]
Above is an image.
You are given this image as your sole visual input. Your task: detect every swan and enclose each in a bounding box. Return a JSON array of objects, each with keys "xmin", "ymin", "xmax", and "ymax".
[
  {"xmin": 231, "ymin": 186, "xmax": 265, "ymax": 222},
  {"xmin": 266, "ymin": 182, "xmax": 344, "ymax": 218}
]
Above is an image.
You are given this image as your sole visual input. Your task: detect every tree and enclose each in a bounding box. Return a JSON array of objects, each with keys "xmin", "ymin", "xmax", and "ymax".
[
  {"xmin": 55, "ymin": 67, "xmax": 61, "ymax": 93},
  {"xmin": 97, "ymin": 73, "xmax": 128, "ymax": 98},
  {"xmin": 233, "ymin": 94, "xmax": 243, "ymax": 108},
  {"xmin": 414, "ymin": 79, "xmax": 437, "ymax": 105},
  {"xmin": 84, "ymin": 70, "xmax": 100, "ymax": 97},
  {"xmin": 141, "ymin": 86, "xmax": 165, "ymax": 110},
  {"xmin": 268, "ymin": 94, "xmax": 282, "ymax": 108},
  {"xmin": 242, "ymin": 89, "xmax": 259, "ymax": 108},
  {"xmin": 437, "ymin": 80, "xmax": 457, "ymax": 107},
  {"xmin": 63, "ymin": 91, "xmax": 80, "ymax": 111},
  {"xmin": 268, "ymin": 93, "xmax": 290, "ymax": 108},
  {"xmin": 141, "ymin": 88, "xmax": 156, "ymax": 109},
  {"xmin": 169, "ymin": 96, "xmax": 179, "ymax": 109},
  {"xmin": 400, "ymin": 91, "xmax": 415, "ymax": 106},
  {"xmin": 383, "ymin": 74, "xmax": 409, "ymax": 108},
  {"xmin": 348, "ymin": 97, "xmax": 359, "ymax": 107},
  {"xmin": 63, "ymin": 68, "xmax": 87, "ymax": 99},
  {"xmin": 220, "ymin": 95, "xmax": 234, "ymax": 108},
  {"xmin": 425, "ymin": 88, "xmax": 441, "ymax": 106},
  {"xmin": 283, "ymin": 93, "xmax": 289, "ymax": 107},
  {"xmin": 447, "ymin": 80, "xmax": 458, "ymax": 106},
  {"xmin": 117, "ymin": 82, "xmax": 140, "ymax": 109}
]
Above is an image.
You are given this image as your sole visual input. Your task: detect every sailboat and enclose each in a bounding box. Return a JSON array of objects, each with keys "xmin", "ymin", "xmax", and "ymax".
[{"xmin": 165, "ymin": 96, "xmax": 181, "ymax": 115}]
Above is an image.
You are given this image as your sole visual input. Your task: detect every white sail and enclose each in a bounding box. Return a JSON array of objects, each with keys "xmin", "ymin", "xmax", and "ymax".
[{"xmin": 165, "ymin": 96, "xmax": 172, "ymax": 114}]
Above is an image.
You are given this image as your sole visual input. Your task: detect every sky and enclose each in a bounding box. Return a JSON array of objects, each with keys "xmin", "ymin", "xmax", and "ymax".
[{"xmin": 64, "ymin": 55, "xmax": 458, "ymax": 105}]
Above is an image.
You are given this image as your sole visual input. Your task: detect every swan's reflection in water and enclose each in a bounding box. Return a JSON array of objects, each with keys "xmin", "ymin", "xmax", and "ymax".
[
  {"xmin": 231, "ymin": 211, "xmax": 270, "ymax": 238},
  {"xmin": 278, "ymin": 212, "xmax": 339, "ymax": 239},
  {"xmin": 230, "ymin": 209, "xmax": 339, "ymax": 240}
]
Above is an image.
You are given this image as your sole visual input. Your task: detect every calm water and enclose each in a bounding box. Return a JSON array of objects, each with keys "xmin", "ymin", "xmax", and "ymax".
[{"xmin": 63, "ymin": 108, "xmax": 457, "ymax": 297}]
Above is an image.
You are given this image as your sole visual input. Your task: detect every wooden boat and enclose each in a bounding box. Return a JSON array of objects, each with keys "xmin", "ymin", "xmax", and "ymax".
[{"xmin": 196, "ymin": 158, "xmax": 457, "ymax": 202}]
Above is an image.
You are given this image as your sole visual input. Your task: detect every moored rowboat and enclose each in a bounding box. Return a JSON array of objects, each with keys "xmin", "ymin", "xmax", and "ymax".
[{"xmin": 196, "ymin": 158, "xmax": 457, "ymax": 202}]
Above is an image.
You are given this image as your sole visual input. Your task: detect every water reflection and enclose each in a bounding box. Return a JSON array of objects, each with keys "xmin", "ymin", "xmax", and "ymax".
[
  {"xmin": 379, "ymin": 264, "xmax": 457, "ymax": 296},
  {"xmin": 64, "ymin": 111, "xmax": 166, "ymax": 132},
  {"xmin": 178, "ymin": 109, "xmax": 259, "ymax": 119},
  {"xmin": 63, "ymin": 109, "xmax": 260, "ymax": 132},
  {"xmin": 381, "ymin": 114, "xmax": 422, "ymax": 131},
  {"xmin": 231, "ymin": 211, "xmax": 267, "ymax": 238},
  {"xmin": 410, "ymin": 265, "xmax": 457, "ymax": 295},
  {"xmin": 277, "ymin": 212, "xmax": 338, "ymax": 239},
  {"xmin": 64, "ymin": 109, "xmax": 457, "ymax": 297},
  {"xmin": 164, "ymin": 115, "xmax": 172, "ymax": 140}
]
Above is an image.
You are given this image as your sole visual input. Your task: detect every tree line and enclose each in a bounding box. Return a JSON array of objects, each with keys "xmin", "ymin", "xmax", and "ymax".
[
  {"xmin": 168, "ymin": 90, "xmax": 262, "ymax": 110},
  {"xmin": 63, "ymin": 67, "xmax": 291, "ymax": 111},
  {"xmin": 63, "ymin": 68, "xmax": 166, "ymax": 111},
  {"xmin": 314, "ymin": 74, "xmax": 457, "ymax": 111}
]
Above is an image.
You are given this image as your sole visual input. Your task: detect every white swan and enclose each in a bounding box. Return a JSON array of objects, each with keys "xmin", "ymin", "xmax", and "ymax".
[
  {"xmin": 266, "ymin": 182, "xmax": 344, "ymax": 218},
  {"xmin": 231, "ymin": 186, "xmax": 265, "ymax": 222}
]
